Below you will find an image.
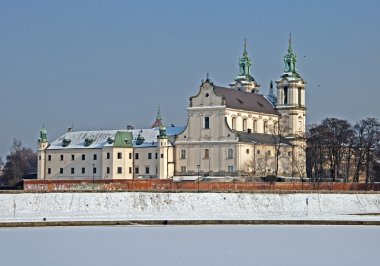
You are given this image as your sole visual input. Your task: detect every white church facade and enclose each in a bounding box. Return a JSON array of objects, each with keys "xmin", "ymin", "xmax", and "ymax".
[{"xmin": 37, "ymin": 37, "xmax": 307, "ymax": 180}]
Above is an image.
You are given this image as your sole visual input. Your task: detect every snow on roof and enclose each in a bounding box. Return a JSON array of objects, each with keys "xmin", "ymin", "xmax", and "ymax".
[{"xmin": 48, "ymin": 126, "xmax": 186, "ymax": 150}]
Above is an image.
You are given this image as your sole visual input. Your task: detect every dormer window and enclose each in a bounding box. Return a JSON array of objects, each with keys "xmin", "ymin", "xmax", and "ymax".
[
  {"xmin": 62, "ymin": 138, "xmax": 71, "ymax": 147},
  {"xmin": 84, "ymin": 137, "xmax": 94, "ymax": 147}
]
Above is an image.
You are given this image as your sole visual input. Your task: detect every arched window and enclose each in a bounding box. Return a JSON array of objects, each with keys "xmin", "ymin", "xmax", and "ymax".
[
  {"xmin": 263, "ymin": 121, "xmax": 268, "ymax": 133},
  {"xmin": 227, "ymin": 148, "xmax": 233, "ymax": 159},
  {"xmin": 298, "ymin": 116, "xmax": 303, "ymax": 131},
  {"xmin": 232, "ymin": 117, "xmax": 236, "ymax": 130},
  {"xmin": 204, "ymin": 149, "xmax": 209, "ymax": 159},
  {"xmin": 243, "ymin": 118, "xmax": 247, "ymax": 131},
  {"xmin": 253, "ymin": 120, "xmax": 257, "ymax": 132},
  {"xmin": 284, "ymin": 87, "xmax": 288, "ymax": 105}
]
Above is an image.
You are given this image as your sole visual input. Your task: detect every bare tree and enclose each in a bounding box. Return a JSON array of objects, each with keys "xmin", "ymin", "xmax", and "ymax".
[{"xmin": 2, "ymin": 139, "xmax": 37, "ymax": 185}]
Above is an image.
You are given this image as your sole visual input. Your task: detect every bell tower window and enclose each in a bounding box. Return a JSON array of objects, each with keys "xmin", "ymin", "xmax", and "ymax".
[
  {"xmin": 298, "ymin": 87, "xmax": 302, "ymax": 106},
  {"xmin": 284, "ymin": 87, "xmax": 288, "ymax": 105}
]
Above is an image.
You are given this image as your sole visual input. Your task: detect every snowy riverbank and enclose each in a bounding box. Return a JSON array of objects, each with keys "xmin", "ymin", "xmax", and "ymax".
[{"xmin": 0, "ymin": 192, "xmax": 380, "ymax": 223}]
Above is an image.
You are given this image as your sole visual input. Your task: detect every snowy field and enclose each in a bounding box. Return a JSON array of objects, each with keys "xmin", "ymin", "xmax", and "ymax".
[
  {"xmin": 0, "ymin": 192, "xmax": 380, "ymax": 223},
  {"xmin": 0, "ymin": 225, "xmax": 379, "ymax": 266}
]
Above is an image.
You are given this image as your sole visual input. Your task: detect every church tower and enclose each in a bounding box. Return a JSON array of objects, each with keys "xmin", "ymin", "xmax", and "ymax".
[
  {"xmin": 275, "ymin": 34, "xmax": 306, "ymax": 139},
  {"xmin": 37, "ymin": 126, "xmax": 49, "ymax": 179},
  {"xmin": 275, "ymin": 35, "xmax": 307, "ymax": 176},
  {"xmin": 157, "ymin": 123, "xmax": 170, "ymax": 178},
  {"xmin": 230, "ymin": 39, "xmax": 260, "ymax": 93}
]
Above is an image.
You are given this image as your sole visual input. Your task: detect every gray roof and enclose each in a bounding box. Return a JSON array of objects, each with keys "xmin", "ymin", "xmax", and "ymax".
[
  {"xmin": 214, "ymin": 86, "xmax": 279, "ymax": 115},
  {"xmin": 237, "ymin": 132, "xmax": 292, "ymax": 146}
]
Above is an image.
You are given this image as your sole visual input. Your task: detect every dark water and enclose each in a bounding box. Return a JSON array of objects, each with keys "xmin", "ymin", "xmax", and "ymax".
[{"xmin": 0, "ymin": 225, "xmax": 379, "ymax": 266}]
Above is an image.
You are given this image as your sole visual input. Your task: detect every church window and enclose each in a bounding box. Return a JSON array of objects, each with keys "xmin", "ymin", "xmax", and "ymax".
[
  {"xmin": 298, "ymin": 88, "xmax": 302, "ymax": 106},
  {"xmin": 71, "ymin": 154, "xmax": 75, "ymax": 161},
  {"xmin": 106, "ymin": 153, "xmax": 110, "ymax": 159},
  {"xmin": 48, "ymin": 155, "xmax": 51, "ymax": 161},
  {"xmin": 60, "ymin": 168, "xmax": 63, "ymax": 174},
  {"xmin": 228, "ymin": 165, "xmax": 234, "ymax": 172},
  {"xmin": 60, "ymin": 155, "xmax": 63, "ymax": 161},
  {"xmin": 264, "ymin": 121, "xmax": 268, "ymax": 133},
  {"xmin": 48, "ymin": 168, "xmax": 51, "ymax": 174},
  {"xmin": 180, "ymin": 149, "xmax": 186, "ymax": 159},
  {"xmin": 71, "ymin": 168, "xmax": 74, "ymax": 174},
  {"xmin": 253, "ymin": 120, "xmax": 257, "ymax": 132},
  {"xmin": 284, "ymin": 87, "xmax": 288, "ymax": 105},
  {"xmin": 129, "ymin": 153, "xmax": 132, "ymax": 159},
  {"xmin": 232, "ymin": 117, "xmax": 236, "ymax": 130},
  {"xmin": 135, "ymin": 153, "xmax": 139, "ymax": 159},
  {"xmin": 181, "ymin": 166, "xmax": 186, "ymax": 173},
  {"xmin": 39, "ymin": 155, "xmax": 41, "ymax": 160},
  {"xmin": 93, "ymin": 154, "xmax": 97, "ymax": 160},
  {"xmin": 93, "ymin": 167, "xmax": 96, "ymax": 174},
  {"xmin": 82, "ymin": 154, "xmax": 85, "ymax": 160},
  {"xmin": 161, "ymin": 154, "xmax": 164, "ymax": 158},
  {"xmin": 246, "ymin": 149, "xmax": 249, "ymax": 154},
  {"xmin": 298, "ymin": 116, "xmax": 303, "ymax": 131},
  {"xmin": 204, "ymin": 149, "xmax": 209, "ymax": 159},
  {"xmin": 106, "ymin": 167, "xmax": 110, "ymax": 174},
  {"xmin": 227, "ymin": 148, "xmax": 233, "ymax": 159},
  {"xmin": 118, "ymin": 167, "xmax": 122, "ymax": 174},
  {"xmin": 243, "ymin": 118, "xmax": 247, "ymax": 131},
  {"xmin": 155, "ymin": 153, "xmax": 158, "ymax": 159},
  {"xmin": 148, "ymin": 153, "xmax": 152, "ymax": 159},
  {"xmin": 82, "ymin": 168, "xmax": 85, "ymax": 174},
  {"xmin": 204, "ymin": 117, "xmax": 210, "ymax": 129}
]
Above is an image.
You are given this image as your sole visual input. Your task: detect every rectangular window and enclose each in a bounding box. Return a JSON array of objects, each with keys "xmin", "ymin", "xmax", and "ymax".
[
  {"xmin": 48, "ymin": 168, "xmax": 51, "ymax": 174},
  {"xmin": 155, "ymin": 153, "xmax": 158, "ymax": 159},
  {"xmin": 71, "ymin": 154, "xmax": 75, "ymax": 161},
  {"xmin": 135, "ymin": 167, "xmax": 139, "ymax": 174},
  {"xmin": 284, "ymin": 87, "xmax": 288, "ymax": 105},
  {"xmin": 106, "ymin": 152, "xmax": 110, "ymax": 159},
  {"xmin": 71, "ymin": 168, "xmax": 75, "ymax": 174},
  {"xmin": 82, "ymin": 168, "xmax": 85, "ymax": 174},
  {"xmin": 148, "ymin": 153, "xmax": 152, "ymax": 159},
  {"xmin": 135, "ymin": 153, "xmax": 139, "ymax": 159},
  {"xmin": 298, "ymin": 88, "xmax": 302, "ymax": 107},
  {"xmin": 39, "ymin": 155, "xmax": 41, "ymax": 160},
  {"xmin": 117, "ymin": 167, "xmax": 122, "ymax": 174},
  {"xmin": 204, "ymin": 117, "xmax": 210, "ymax": 129},
  {"xmin": 60, "ymin": 155, "xmax": 63, "ymax": 161},
  {"xmin": 59, "ymin": 168, "xmax": 63, "ymax": 174},
  {"xmin": 181, "ymin": 166, "xmax": 186, "ymax": 173},
  {"xmin": 145, "ymin": 167, "xmax": 150, "ymax": 174},
  {"xmin": 129, "ymin": 153, "xmax": 132, "ymax": 159},
  {"xmin": 160, "ymin": 154, "xmax": 164, "ymax": 158},
  {"xmin": 106, "ymin": 167, "xmax": 110, "ymax": 174},
  {"xmin": 93, "ymin": 167, "xmax": 97, "ymax": 174},
  {"xmin": 82, "ymin": 154, "xmax": 85, "ymax": 160},
  {"xmin": 129, "ymin": 167, "xmax": 132, "ymax": 174},
  {"xmin": 228, "ymin": 165, "xmax": 234, "ymax": 172},
  {"xmin": 227, "ymin": 148, "xmax": 233, "ymax": 159},
  {"xmin": 117, "ymin": 152, "xmax": 122, "ymax": 159},
  {"xmin": 93, "ymin": 154, "xmax": 97, "ymax": 160},
  {"xmin": 180, "ymin": 149, "xmax": 186, "ymax": 159},
  {"xmin": 48, "ymin": 155, "xmax": 51, "ymax": 161}
]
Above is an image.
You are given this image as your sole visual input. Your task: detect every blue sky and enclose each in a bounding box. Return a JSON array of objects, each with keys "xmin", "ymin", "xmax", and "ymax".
[{"xmin": 0, "ymin": 0, "xmax": 379, "ymax": 158}]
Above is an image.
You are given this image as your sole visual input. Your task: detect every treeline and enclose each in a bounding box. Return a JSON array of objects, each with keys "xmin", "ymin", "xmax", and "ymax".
[
  {"xmin": 307, "ymin": 118, "xmax": 380, "ymax": 183},
  {"xmin": 0, "ymin": 139, "xmax": 37, "ymax": 186}
]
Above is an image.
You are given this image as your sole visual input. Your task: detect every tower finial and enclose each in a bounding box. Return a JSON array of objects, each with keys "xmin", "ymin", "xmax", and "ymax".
[
  {"xmin": 156, "ymin": 104, "xmax": 162, "ymax": 120},
  {"xmin": 288, "ymin": 32, "xmax": 293, "ymax": 53},
  {"xmin": 243, "ymin": 38, "xmax": 247, "ymax": 54},
  {"xmin": 206, "ymin": 72, "xmax": 210, "ymax": 81}
]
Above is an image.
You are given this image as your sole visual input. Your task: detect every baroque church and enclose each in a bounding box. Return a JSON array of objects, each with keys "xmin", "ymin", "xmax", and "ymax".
[{"xmin": 37, "ymin": 37, "xmax": 307, "ymax": 180}]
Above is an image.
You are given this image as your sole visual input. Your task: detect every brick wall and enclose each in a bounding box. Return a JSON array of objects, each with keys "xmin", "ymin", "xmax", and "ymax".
[{"xmin": 22, "ymin": 179, "xmax": 380, "ymax": 192}]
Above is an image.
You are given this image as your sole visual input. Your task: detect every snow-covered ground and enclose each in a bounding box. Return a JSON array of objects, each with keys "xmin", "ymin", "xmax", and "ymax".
[{"xmin": 0, "ymin": 192, "xmax": 380, "ymax": 223}]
